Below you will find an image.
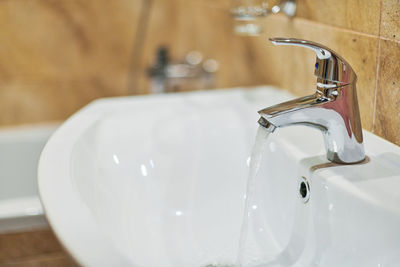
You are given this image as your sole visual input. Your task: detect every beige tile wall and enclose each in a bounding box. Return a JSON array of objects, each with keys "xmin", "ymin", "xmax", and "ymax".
[
  {"xmin": 0, "ymin": 0, "xmax": 143, "ymax": 125},
  {"xmin": 0, "ymin": 0, "xmax": 399, "ymax": 262},
  {"xmin": 0, "ymin": 0, "xmax": 399, "ymax": 147},
  {"xmin": 0, "ymin": 229, "xmax": 77, "ymax": 266}
]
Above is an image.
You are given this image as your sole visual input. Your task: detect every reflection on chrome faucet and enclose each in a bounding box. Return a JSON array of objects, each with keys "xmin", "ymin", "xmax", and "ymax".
[
  {"xmin": 148, "ymin": 47, "xmax": 218, "ymax": 94},
  {"xmin": 258, "ymin": 38, "xmax": 365, "ymax": 164},
  {"xmin": 230, "ymin": 0, "xmax": 296, "ymax": 36}
]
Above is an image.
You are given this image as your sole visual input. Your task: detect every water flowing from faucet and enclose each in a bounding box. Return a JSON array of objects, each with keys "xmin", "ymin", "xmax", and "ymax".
[{"xmin": 236, "ymin": 125, "xmax": 271, "ymax": 266}]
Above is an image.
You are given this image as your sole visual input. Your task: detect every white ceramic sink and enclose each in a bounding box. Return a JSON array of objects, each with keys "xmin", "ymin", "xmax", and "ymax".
[{"xmin": 38, "ymin": 87, "xmax": 400, "ymax": 267}]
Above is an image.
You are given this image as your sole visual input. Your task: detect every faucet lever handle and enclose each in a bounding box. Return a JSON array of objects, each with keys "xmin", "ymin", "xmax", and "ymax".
[{"xmin": 269, "ymin": 37, "xmax": 356, "ymax": 85}]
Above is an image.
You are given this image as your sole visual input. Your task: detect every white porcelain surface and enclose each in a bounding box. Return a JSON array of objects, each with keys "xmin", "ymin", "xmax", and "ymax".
[
  {"xmin": 38, "ymin": 87, "xmax": 400, "ymax": 266},
  {"xmin": 0, "ymin": 124, "xmax": 57, "ymax": 233}
]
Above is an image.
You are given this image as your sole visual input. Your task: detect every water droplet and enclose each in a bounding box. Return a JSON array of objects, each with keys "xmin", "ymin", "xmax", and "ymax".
[
  {"xmin": 140, "ymin": 164, "xmax": 148, "ymax": 177},
  {"xmin": 246, "ymin": 156, "xmax": 251, "ymax": 167},
  {"xmin": 269, "ymin": 141, "xmax": 276, "ymax": 152},
  {"xmin": 113, "ymin": 154, "xmax": 120, "ymax": 165},
  {"xmin": 175, "ymin": 210, "xmax": 183, "ymax": 216}
]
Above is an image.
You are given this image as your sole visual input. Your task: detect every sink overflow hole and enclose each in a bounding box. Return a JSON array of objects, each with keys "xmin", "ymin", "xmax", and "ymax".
[
  {"xmin": 298, "ymin": 177, "xmax": 310, "ymax": 203},
  {"xmin": 300, "ymin": 182, "xmax": 307, "ymax": 197}
]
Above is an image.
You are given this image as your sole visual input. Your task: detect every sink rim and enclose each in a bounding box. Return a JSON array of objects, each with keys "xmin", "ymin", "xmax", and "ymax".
[
  {"xmin": 38, "ymin": 87, "xmax": 291, "ymax": 266},
  {"xmin": 38, "ymin": 99, "xmax": 130, "ymax": 266},
  {"xmin": 38, "ymin": 87, "xmax": 400, "ymax": 266}
]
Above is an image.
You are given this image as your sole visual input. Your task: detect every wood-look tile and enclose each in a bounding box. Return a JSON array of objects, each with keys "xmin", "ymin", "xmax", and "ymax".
[
  {"xmin": 292, "ymin": 18, "xmax": 378, "ymax": 131},
  {"xmin": 1, "ymin": 253, "xmax": 77, "ymax": 267},
  {"xmin": 245, "ymin": 14, "xmax": 304, "ymax": 91},
  {"xmin": 192, "ymin": 0, "xmax": 231, "ymax": 9},
  {"xmin": 296, "ymin": 0, "xmax": 381, "ymax": 35},
  {"xmin": 0, "ymin": 229, "xmax": 63, "ymax": 262},
  {"xmin": 374, "ymin": 39, "xmax": 400, "ymax": 146},
  {"xmin": 0, "ymin": 0, "xmax": 142, "ymax": 125},
  {"xmin": 0, "ymin": 77, "xmax": 126, "ymax": 125},
  {"xmin": 0, "ymin": 0, "xmax": 141, "ymax": 82},
  {"xmin": 381, "ymin": 0, "xmax": 400, "ymax": 41}
]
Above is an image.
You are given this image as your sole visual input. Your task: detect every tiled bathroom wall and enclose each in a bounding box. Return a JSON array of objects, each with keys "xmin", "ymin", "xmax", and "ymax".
[
  {"xmin": 0, "ymin": 0, "xmax": 399, "ymax": 144},
  {"xmin": 0, "ymin": 0, "xmax": 143, "ymax": 125},
  {"xmin": 0, "ymin": 0, "xmax": 399, "ymax": 264},
  {"xmin": 0, "ymin": 229, "xmax": 77, "ymax": 266}
]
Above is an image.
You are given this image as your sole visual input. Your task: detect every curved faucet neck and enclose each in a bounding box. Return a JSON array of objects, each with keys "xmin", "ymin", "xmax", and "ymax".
[
  {"xmin": 258, "ymin": 83, "xmax": 365, "ymax": 164},
  {"xmin": 259, "ymin": 38, "xmax": 365, "ymax": 164}
]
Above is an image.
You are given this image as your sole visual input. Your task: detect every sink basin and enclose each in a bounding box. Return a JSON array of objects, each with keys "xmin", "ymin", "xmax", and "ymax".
[{"xmin": 38, "ymin": 87, "xmax": 400, "ymax": 267}]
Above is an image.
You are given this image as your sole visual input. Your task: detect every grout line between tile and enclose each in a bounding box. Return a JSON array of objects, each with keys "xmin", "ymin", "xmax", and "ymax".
[
  {"xmin": 292, "ymin": 17, "xmax": 380, "ymax": 39},
  {"xmin": 280, "ymin": 14, "xmax": 400, "ymax": 44},
  {"xmin": 372, "ymin": 0, "xmax": 383, "ymax": 133},
  {"xmin": 292, "ymin": 17, "xmax": 399, "ymax": 45},
  {"xmin": 267, "ymin": 14, "xmax": 400, "ymax": 44},
  {"xmin": 379, "ymin": 35, "xmax": 400, "ymax": 44}
]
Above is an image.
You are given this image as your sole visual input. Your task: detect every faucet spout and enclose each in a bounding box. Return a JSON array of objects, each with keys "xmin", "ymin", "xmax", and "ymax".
[
  {"xmin": 259, "ymin": 84, "xmax": 365, "ymax": 164},
  {"xmin": 259, "ymin": 93, "xmax": 329, "ymax": 129},
  {"xmin": 257, "ymin": 117, "xmax": 277, "ymax": 133},
  {"xmin": 258, "ymin": 38, "xmax": 365, "ymax": 164}
]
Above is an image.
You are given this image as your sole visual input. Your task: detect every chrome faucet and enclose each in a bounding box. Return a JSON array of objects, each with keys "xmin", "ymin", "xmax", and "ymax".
[{"xmin": 258, "ymin": 38, "xmax": 365, "ymax": 164}]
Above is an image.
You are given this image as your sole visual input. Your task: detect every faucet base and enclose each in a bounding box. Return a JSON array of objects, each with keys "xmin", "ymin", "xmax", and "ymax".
[{"xmin": 327, "ymin": 150, "xmax": 366, "ymax": 165}]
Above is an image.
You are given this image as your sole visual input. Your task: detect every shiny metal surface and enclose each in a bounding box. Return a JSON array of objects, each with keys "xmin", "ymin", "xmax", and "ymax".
[
  {"xmin": 259, "ymin": 38, "xmax": 365, "ymax": 164},
  {"xmin": 281, "ymin": 0, "xmax": 296, "ymax": 17},
  {"xmin": 148, "ymin": 48, "xmax": 218, "ymax": 93},
  {"xmin": 39, "ymin": 87, "xmax": 400, "ymax": 266},
  {"xmin": 230, "ymin": 0, "xmax": 296, "ymax": 36}
]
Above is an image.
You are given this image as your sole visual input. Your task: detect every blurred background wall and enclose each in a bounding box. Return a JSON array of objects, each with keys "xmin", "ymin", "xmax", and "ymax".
[
  {"xmin": 0, "ymin": 0, "xmax": 399, "ymax": 146},
  {"xmin": 0, "ymin": 0, "xmax": 399, "ymax": 265}
]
